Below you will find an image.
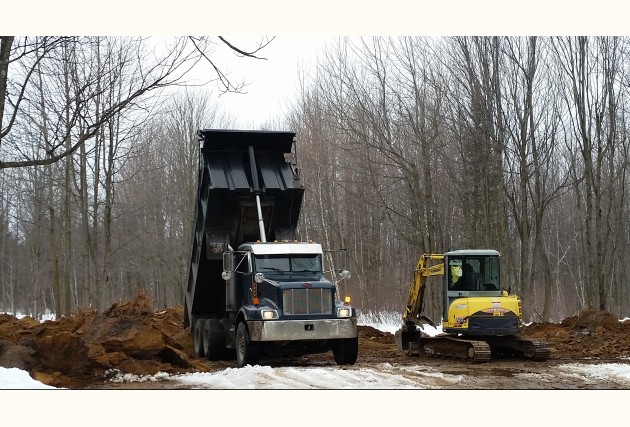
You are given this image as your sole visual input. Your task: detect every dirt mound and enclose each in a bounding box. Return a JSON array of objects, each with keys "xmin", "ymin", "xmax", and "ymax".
[
  {"xmin": 2, "ymin": 296, "xmax": 630, "ymax": 388},
  {"xmin": 357, "ymin": 325, "xmax": 390, "ymax": 339},
  {"xmin": 523, "ymin": 309, "xmax": 630, "ymax": 359},
  {"xmin": 356, "ymin": 325, "xmax": 402, "ymax": 359},
  {"xmin": 0, "ymin": 291, "xmax": 208, "ymax": 388},
  {"xmin": 560, "ymin": 309, "xmax": 622, "ymax": 332}
]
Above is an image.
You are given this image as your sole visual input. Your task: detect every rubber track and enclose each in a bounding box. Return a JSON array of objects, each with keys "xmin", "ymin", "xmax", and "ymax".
[
  {"xmin": 468, "ymin": 340, "xmax": 492, "ymax": 361},
  {"xmin": 525, "ymin": 338, "xmax": 551, "ymax": 361},
  {"xmin": 423, "ymin": 337, "xmax": 492, "ymax": 362},
  {"xmin": 420, "ymin": 335, "xmax": 551, "ymax": 362},
  {"xmin": 532, "ymin": 341, "xmax": 550, "ymax": 361}
]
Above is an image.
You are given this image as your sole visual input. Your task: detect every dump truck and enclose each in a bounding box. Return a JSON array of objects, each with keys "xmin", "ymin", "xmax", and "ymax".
[
  {"xmin": 183, "ymin": 129, "xmax": 358, "ymax": 368},
  {"xmin": 394, "ymin": 250, "xmax": 549, "ymax": 362}
]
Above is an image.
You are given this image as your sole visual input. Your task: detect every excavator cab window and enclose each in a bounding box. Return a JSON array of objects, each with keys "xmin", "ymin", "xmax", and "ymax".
[{"xmin": 448, "ymin": 256, "xmax": 500, "ymax": 292}]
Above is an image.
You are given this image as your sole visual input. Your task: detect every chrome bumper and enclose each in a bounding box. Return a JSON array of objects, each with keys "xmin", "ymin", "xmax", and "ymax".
[{"xmin": 248, "ymin": 318, "xmax": 357, "ymax": 342}]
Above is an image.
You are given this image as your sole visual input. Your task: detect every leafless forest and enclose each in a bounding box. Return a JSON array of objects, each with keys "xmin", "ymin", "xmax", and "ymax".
[{"xmin": 1, "ymin": 36, "xmax": 629, "ymax": 324}]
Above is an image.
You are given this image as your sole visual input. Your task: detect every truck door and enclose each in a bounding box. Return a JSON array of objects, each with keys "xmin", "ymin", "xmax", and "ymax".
[{"xmin": 237, "ymin": 252, "xmax": 253, "ymax": 306}]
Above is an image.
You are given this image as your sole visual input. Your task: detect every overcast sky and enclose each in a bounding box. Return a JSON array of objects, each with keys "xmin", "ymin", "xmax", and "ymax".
[
  {"xmin": 195, "ymin": 36, "xmax": 331, "ymax": 129},
  {"xmin": 8, "ymin": 1, "xmax": 629, "ymax": 129}
]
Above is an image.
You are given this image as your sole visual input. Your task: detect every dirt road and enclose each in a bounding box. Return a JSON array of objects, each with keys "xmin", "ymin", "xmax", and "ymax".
[
  {"xmin": 1, "ymin": 291, "xmax": 629, "ymax": 389},
  {"xmin": 96, "ymin": 357, "xmax": 630, "ymax": 390}
]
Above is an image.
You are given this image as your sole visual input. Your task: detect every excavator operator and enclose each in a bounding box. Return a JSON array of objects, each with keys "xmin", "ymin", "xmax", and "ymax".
[{"xmin": 452, "ymin": 262, "xmax": 482, "ymax": 291}]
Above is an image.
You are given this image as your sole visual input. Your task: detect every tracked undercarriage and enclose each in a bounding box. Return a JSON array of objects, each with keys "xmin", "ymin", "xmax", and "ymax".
[{"xmin": 395, "ymin": 328, "xmax": 550, "ymax": 362}]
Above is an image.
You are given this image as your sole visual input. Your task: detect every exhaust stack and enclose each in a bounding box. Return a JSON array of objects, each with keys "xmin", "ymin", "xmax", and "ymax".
[{"xmin": 249, "ymin": 145, "xmax": 267, "ymax": 243}]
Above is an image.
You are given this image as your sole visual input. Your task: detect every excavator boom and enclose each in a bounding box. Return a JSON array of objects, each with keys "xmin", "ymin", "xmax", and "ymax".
[{"xmin": 402, "ymin": 254, "xmax": 444, "ymax": 323}]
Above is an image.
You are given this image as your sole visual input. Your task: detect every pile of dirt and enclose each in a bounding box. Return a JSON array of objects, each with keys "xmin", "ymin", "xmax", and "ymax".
[
  {"xmin": 356, "ymin": 325, "xmax": 403, "ymax": 360},
  {"xmin": 523, "ymin": 309, "xmax": 630, "ymax": 360},
  {"xmin": 0, "ymin": 291, "xmax": 209, "ymax": 388},
  {"xmin": 1, "ymin": 293, "xmax": 629, "ymax": 388}
]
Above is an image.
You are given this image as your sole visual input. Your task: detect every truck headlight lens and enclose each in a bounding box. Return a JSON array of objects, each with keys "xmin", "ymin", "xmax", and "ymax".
[
  {"xmin": 337, "ymin": 307, "xmax": 351, "ymax": 318},
  {"xmin": 261, "ymin": 309, "xmax": 278, "ymax": 319}
]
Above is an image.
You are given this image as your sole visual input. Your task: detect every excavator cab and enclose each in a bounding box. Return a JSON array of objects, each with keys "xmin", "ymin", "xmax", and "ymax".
[
  {"xmin": 441, "ymin": 249, "xmax": 525, "ymax": 339},
  {"xmin": 446, "ymin": 251, "xmax": 501, "ymax": 293}
]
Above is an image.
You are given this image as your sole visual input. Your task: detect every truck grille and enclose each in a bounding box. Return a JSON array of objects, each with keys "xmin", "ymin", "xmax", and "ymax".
[{"xmin": 282, "ymin": 288, "xmax": 333, "ymax": 315}]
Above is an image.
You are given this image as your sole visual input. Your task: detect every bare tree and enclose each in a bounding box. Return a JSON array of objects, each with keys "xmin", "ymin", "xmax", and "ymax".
[
  {"xmin": 0, "ymin": 36, "xmax": 268, "ymax": 169},
  {"xmin": 551, "ymin": 36, "xmax": 629, "ymax": 311}
]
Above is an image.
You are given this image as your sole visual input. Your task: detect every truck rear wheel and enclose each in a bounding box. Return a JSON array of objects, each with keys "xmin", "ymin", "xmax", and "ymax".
[
  {"xmin": 194, "ymin": 318, "xmax": 206, "ymax": 358},
  {"xmin": 203, "ymin": 319, "xmax": 225, "ymax": 361},
  {"xmin": 333, "ymin": 337, "xmax": 358, "ymax": 365},
  {"xmin": 236, "ymin": 322, "xmax": 258, "ymax": 368}
]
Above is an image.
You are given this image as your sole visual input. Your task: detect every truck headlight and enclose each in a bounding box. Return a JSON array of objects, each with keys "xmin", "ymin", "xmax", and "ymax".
[
  {"xmin": 337, "ymin": 307, "xmax": 351, "ymax": 318},
  {"xmin": 261, "ymin": 309, "xmax": 278, "ymax": 320}
]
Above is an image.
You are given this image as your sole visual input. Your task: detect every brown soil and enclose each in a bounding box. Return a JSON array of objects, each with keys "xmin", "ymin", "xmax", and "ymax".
[{"xmin": 1, "ymin": 291, "xmax": 629, "ymax": 389}]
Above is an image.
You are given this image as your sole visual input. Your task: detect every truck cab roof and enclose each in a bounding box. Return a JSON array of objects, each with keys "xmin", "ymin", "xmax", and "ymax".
[{"xmin": 240, "ymin": 242, "xmax": 323, "ymax": 255}]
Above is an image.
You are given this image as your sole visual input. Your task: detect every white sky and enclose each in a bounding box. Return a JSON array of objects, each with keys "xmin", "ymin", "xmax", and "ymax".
[{"xmin": 191, "ymin": 36, "xmax": 330, "ymax": 129}]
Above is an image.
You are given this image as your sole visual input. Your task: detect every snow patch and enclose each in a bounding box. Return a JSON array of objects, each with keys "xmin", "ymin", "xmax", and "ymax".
[
  {"xmin": 557, "ymin": 363, "xmax": 630, "ymax": 386},
  {"xmin": 357, "ymin": 310, "xmax": 442, "ymax": 336},
  {"xmin": 174, "ymin": 364, "xmax": 423, "ymax": 389},
  {"xmin": 106, "ymin": 369, "xmax": 170, "ymax": 383},
  {"xmin": 0, "ymin": 367, "xmax": 58, "ymax": 389},
  {"xmin": 2, "ymin": 310, "xmax": 56, "ymax": 322}
]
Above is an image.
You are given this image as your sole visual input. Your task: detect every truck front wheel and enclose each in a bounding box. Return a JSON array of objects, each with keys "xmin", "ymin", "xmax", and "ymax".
[
  {"xmin": 194, "ymin": 319, "xmax": 206, "ymax": 358},
  {"xmin": 236, "ymin": 322, "xmax": 258, "ymax": 368},
  {"xmin": 333, "ymin": 337, "xmax": 358, "ymax": 365}
]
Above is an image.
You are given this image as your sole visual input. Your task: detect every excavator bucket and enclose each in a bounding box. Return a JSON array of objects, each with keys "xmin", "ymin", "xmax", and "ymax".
[
  {"xmin": 394, "ymin": 326, "xmax": 422, "ymax": 356},
  {"xmin": 395, "ymin": 316, "xmax": 436, "ymax": 356}
]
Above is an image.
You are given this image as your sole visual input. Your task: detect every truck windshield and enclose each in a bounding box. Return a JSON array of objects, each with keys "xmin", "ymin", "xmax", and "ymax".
[{"xmin": 254, "ymin": 254, "xmax": 322, "ymax": 274}]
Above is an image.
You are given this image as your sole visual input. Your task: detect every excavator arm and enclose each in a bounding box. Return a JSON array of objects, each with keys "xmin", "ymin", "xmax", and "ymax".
[
  {"xmin": 395, "ymin": 254, "xmax": 444, "ymax": 354},
  {"xmin": 402, "ymin": 254, "xmax": 444, "ymax": 326}
]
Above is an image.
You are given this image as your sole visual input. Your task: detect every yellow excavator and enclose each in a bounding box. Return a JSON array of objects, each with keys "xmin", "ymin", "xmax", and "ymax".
[{"xmin": 394, "ymin": 250, "xmax": 549, "ymax": 362}]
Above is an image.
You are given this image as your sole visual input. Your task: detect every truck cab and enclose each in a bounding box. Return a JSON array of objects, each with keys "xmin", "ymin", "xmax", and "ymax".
[{"xmin": 224, "ymin": 241, "xmax": 356, "ymax": 366}]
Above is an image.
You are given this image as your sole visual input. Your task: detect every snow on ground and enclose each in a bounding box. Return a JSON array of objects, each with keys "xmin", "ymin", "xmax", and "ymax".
[
  {"xmin": 172, "ymin": 365, "xmax": 427, "ymax": 389},
  {"xmin": 2, "ymin": 309, "xmax": 56, "ymax": 322},
  {"xmin": 0, "ymin": 367, "xmax": 58, "ymax": 389},
  {"xmin": 557, "ymin": 362, "xmax": 630, "ymax": 385},
  {"xmin": 100, "ymin": 359, "xmax": 630, "ymax": 390}
]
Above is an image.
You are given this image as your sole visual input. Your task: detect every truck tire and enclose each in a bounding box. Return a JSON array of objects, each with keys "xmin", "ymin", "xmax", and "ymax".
[
  {"xmin": 236, "ymin": 322, "xmax": 258, "ymax": 368},
  {"xmin": 333, "ymin": 337, "xmax": 358, "ymax": 365},
  {"xmin": 203, "ymin": 319, "xmax": 225, "ymax": 361},
  {"xmin": 194, "ymin": 318, "xmax": 206, "ymax": 358}
]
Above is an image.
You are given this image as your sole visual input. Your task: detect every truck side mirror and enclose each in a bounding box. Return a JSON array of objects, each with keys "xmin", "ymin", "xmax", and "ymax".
[
  {"xmin": 337, "ymin": 249, "xmax": 348, "ymax": 273},
  {"xmin": 222, "ymin": 251, "xmax": 234, "ymax": 281}
]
